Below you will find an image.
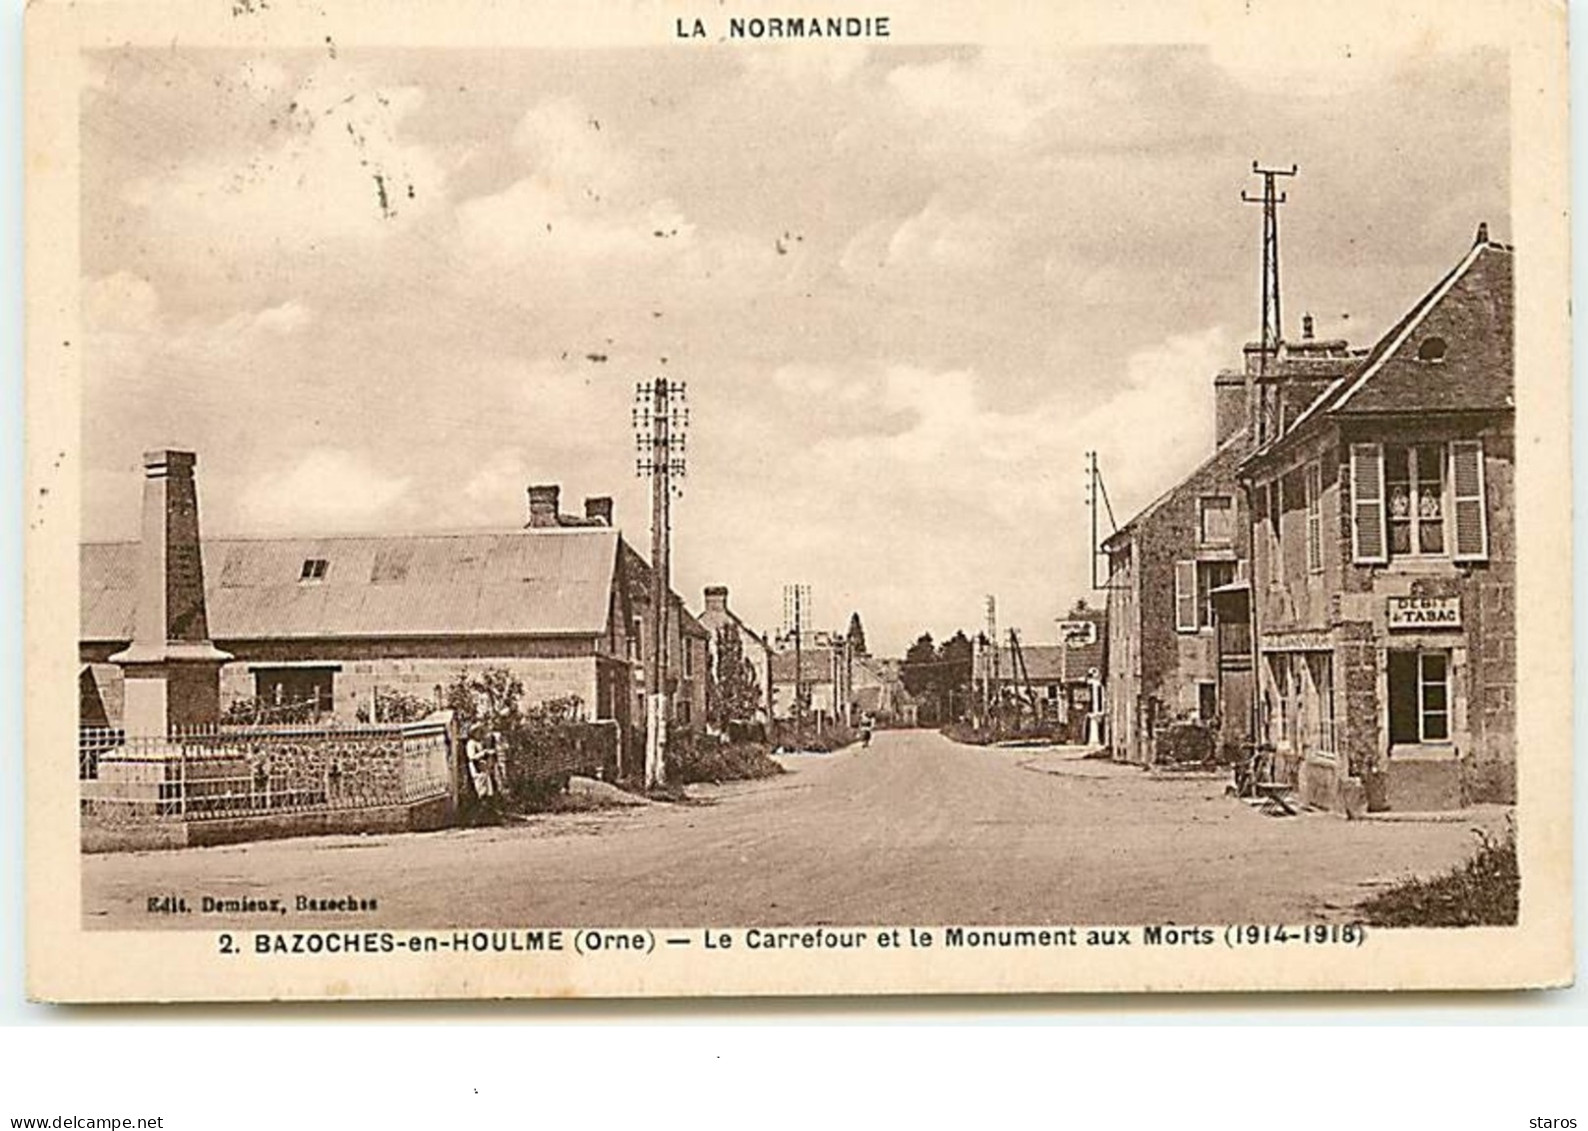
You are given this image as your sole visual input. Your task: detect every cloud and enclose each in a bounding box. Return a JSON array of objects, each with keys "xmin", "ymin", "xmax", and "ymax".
[
  {"xmin": 456, "ymin": 95, "xmax": 699, "ymax": 276},
  {"xmin": 126, "ymin": 64, "xmax": 446, "ymax": 254},
  {"xmin": 839, "ymin": 197, "xmax": 1010, "ymax": 285},
  {"xmin": 740, "ymin": 44, "xmax": 871, "ymax": 87},
  {"xmin": 84, "ymin": 272, "xmax": 160, "ymax": 332},
  {"xmin": 886, "ymin": 52, "xmax": 1064, "ymax": 142},
  {"xmin": 247, "ymin": 300, "xmax": 313, "ymax": 336},
  {"xmin": 238, "ymin": 448, "xmax": 414, "ymax": 533}
]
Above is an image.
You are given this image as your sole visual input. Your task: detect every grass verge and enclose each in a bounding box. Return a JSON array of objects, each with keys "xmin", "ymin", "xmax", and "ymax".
[{"xmin": 1356, "ymin": 825, "xmax": 1518, "ymax": 927}]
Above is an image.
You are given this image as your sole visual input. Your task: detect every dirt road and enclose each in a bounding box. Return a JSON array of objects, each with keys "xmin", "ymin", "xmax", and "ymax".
[{"xmin": 82, "ymin": 729, "xmax": 1506, "ymax": 929}]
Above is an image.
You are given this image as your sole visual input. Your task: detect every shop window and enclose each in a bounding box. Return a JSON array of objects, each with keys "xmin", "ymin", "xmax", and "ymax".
[
  {"xmin": 1305, "ymin": 652, "xmax": 1336, "ymax": 753},
  {"xmin": 1388, "ymin": 650, "xmax": 1451, "ymax": 745}
]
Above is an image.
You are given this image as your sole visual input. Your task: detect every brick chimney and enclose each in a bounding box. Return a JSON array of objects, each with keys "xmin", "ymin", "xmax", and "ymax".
[
  {"xmin": 526, "ymin": 484, "xmax": 561, "ymax": 527},
  {"xmin": 584, "ymin": 496, "xmax": 614, "ymax": 526},
  {"xmin": 109, "ymin": 449, "xmax": 231, "ymax": 736},
  {"xmin": 704, "ymin": 585, "xmax": 729, "ymax": 613},
  {"xmin": 1212, "ymin": 368, "xmax": 1246, "ymax": 447},
  {"xmin": 1302, "ymin": 312, "xmax": 1315, "ymax": 341}
]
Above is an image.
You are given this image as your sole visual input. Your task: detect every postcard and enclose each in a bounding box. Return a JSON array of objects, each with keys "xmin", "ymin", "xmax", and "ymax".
[{"xmin": 25, "ymin": 0, "xmax": 1572, "ymax": 1001}]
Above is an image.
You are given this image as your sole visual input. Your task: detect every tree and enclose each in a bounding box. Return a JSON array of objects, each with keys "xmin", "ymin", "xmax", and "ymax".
[
  {"xmin": 846, "ymin": 612, "xmax": 869, "ymax": 657},
  {"xmin": 900, "ymin": 633, "xmax": 937, "ymax": 699},
  {"xmin": 937, "ymin": 630, "xmax": 975, "ymax": 720},
  {"xmin": 708, "ymin": 623, "xmax": 762, "ymax": 730},
  {"xmin": 443, "ymin": 667, "xmax": 524, "ymax": 731}
]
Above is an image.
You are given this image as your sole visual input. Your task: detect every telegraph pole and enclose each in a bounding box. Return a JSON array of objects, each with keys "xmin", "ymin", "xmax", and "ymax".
[
  {"xmin": 1241, "ymin": 161, "xmax": 1297, "ymax": 445},
  {"xmin": 783, "ymin": 583, "xmax": 809, "ymax": 739},
  {"xmin": 634, "ymin": 376, "xmax": 688, "ymax": 788},
  {"xmin": 1085, "ymin": 451, "xmax": 1119, "ymax": 591},
  {"xmin": 985, "ymin": 594, "xmax": 998, "ymax": 726}
]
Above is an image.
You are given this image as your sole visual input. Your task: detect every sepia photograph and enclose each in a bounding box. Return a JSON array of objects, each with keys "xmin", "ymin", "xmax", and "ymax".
[{"xmin": 24, "ymin": 0, "xmax": 1571, "ymax": 1001}]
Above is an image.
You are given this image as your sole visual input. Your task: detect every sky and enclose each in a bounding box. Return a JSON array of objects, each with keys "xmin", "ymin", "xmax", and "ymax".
[{"xmin": 79, "ymin": 43, "xmax": 1508, "ymax": 657}]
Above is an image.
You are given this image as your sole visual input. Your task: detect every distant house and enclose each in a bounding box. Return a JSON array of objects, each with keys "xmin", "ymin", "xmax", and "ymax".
[
  {"xmin": 981, "ymin": 609, "xmax": 1106, "ymax": 741},
  {"xmin": 697, "ymin": 585, "xmax": 773, "ymax": 727},
  {"xmin": 1104, "ymin": 326, "xmax": 1361, "ymax": 765},
  {"xmin": 769, "ymin": 631, "xmax": 853, "ymax": 727},
  {"xmin": 1238, "ymin": 232, "xmax": 1515, "ymax": 811},
  {"xmin": 849, "ymin": 653, "xmax": 911, "ymax": 725}
]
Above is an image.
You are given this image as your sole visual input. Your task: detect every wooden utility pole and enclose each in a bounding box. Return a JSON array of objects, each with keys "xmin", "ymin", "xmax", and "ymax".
[
  {"xmin": 784, "ymin": 583, "xmax": 809, "ymax": 740},
  {"xmin": 1085, "ymin": 451, "xmax": 1120, "ymax": 591},
  {"xmin": 634, "ymin": 376, "xmax": 688, "ymax": 788}
]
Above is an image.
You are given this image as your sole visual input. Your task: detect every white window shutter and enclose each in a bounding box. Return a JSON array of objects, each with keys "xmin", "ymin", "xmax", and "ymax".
[
  {"xmin": 1174, "ymin": 560, "xmax": 1197, "ymax": 633},
  {"xmin": 1450, "ymin": 440, "xmax": 1489, "ymax": 561},
  {"xmin": 1349, "ymin": 443, "xmax": 1387, "ymax": 564}
]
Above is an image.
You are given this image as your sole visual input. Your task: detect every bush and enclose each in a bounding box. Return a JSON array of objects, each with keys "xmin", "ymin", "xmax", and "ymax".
[
  {"xmin": 772, "ymin": 720, "xmax": 857, "ymax": 753},
  {"xmin": 666, "ymin": 732, "xmax": 786, "ymax": 785},
  {"xmin": 1357, "ymin": 825, "xmax": 1519, "ymax": 927},
  {"xmin": 221, "ymin": 696, "xmax": 320, "ymax": 725},
  {"xmin": 941, "ymin": 719, "xmax": 1062, "ymax": 747},
  {"xmin": 355, "ymin": 687, "xmax": 437, "ymax": 724},
  {"xmin": 1156, "ymin": 722, "xmax": 1214, "ymax": 764},
  {"xmin": 941, "ymin": 721, "xmax": 987, "ymax": 746}
]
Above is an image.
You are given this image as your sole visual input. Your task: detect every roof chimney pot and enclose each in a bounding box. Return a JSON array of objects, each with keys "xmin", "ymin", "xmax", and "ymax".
[
  {"xmin": 1475, "ymin": 221, "xmax": 1489, "ymax": 246},
  {"xmin": 1301, "ymin": 312, "xmax": 1315, "ymax": 341},
  {"xmin": 526, "ymin": 484, "xmax": 561, "ymax": 527},
  {"xmin": 583, "ymin": 496, "xmax": 614, "ymax": 526}
]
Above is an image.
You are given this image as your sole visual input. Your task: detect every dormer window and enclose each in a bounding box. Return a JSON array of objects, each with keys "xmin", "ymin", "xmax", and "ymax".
[
  {"xmin": 1416, "ymin": 336, "xmax": 1448, "ymax": 363},
  {"xmin": 299, "ymin": 558, "xmax": 329, "ymax": 582}
]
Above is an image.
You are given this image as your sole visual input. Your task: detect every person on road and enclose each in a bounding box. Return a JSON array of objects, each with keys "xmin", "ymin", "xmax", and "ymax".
[
  {"xmin": 465, "ymin": 723, "xmax": 502, "ymax": 821},
  {"xmin": 860, "ymin": 714, "xmax": 874, "ymax": 749}
]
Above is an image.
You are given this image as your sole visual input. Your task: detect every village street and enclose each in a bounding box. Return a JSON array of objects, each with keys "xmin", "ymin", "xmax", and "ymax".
[{"xmin": 83, "ymin": 730, "xmax": 1506, "ymax": 931}]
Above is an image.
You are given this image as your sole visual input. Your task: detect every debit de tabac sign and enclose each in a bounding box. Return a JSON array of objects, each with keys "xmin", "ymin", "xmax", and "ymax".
[{"xmin": 1387, "ymin": 595, "xmax": 1462, "ymax": 630}]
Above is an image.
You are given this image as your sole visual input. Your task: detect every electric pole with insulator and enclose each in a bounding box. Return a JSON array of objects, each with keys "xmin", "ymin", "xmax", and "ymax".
[
  {"xmin": 634, "ymin": 376, "xmax": 688, "ymax": 788},
  {"xmin": 783, "ymin": 583, "xmax": 809, "ymax": 742},
  {"xmin": 1241, "ymin": 160, "xmax": 1296, "ymax": 446}
]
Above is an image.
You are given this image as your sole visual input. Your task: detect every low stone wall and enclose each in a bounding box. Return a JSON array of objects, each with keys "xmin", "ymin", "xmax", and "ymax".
[
  {"xmin": 82, "ymin": 796, "xmax": 453, "ymax": 853},
  {"xmin": 80, "ymin": 714, "xmax": 458, "ymax": 851}
]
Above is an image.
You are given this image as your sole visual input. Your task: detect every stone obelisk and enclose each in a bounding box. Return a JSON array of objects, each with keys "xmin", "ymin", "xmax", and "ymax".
[{"xmin": 108, "ymin": 450, "xmax": 231, "ymax": 738}]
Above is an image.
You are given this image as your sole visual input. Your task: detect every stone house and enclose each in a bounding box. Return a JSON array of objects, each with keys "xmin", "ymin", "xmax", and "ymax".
[
  {"xmin": 849, "ymin": 653, "xmax": 910, "ymax": 725},
  {"xmin": 1238, "ymin": 230, "xmax": 1514, "ymax": 811},
  {"xmin": 1104, "ymin": 325, "xmax": 1360, "ymax": 765},
  {"xmin": 82, "ymin": 474, "xmax": 708, "ymax": 779},
  {"xmin": 696, "ymin": 585, "xmax": 774, "ymax": 727},
  {"xmin": 769, "ymin": 631, "xmax": 853, "ymax": 727}
]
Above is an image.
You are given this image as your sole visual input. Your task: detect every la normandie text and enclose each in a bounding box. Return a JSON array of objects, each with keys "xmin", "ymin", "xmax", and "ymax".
[{"xmin": 675, "ymin": 15, "xmax": 891, "ymax": 40}]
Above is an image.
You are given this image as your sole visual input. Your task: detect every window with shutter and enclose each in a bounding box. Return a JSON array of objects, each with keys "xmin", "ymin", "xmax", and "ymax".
[
  {"xmin": 1450, "ymin": 440, "xmax": 1489, "ymax": 561},
  {"xmin": 1349, "ymin": 443, "xmax": 1387, "ymax": 564},
  {"xmin": 1174, "ymin": 560, "xmax": 1197, "ymax": 633},
  {"xmin": 1304, "ymin": 461, "xmax": 1323, "ymax": 574}
]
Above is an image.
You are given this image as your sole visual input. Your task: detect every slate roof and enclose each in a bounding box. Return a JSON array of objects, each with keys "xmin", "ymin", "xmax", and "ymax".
[
  {"xmin": 81, "ymin": 527, "xmax": 622, "ymax": 643},
  {"xmin": 769, "ymin": 649, "xmax": 837, "ymax": 684},
  {"xmin": 1275, "ymin": 237, "xmax": 1513, "ymax": 446},
  {"xmin": 999, "ymin": 644, "xmax": 1065, "ymax": 683},
  {"xmin": 1102, "ymin": 429, "xmax": 1248, "ymax": 550}
]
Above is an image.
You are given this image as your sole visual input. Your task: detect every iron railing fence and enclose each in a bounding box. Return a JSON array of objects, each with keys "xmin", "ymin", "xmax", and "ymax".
[{"xmin": 79, "ymin": 715, "xmax": 453, "ymax": 826}]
